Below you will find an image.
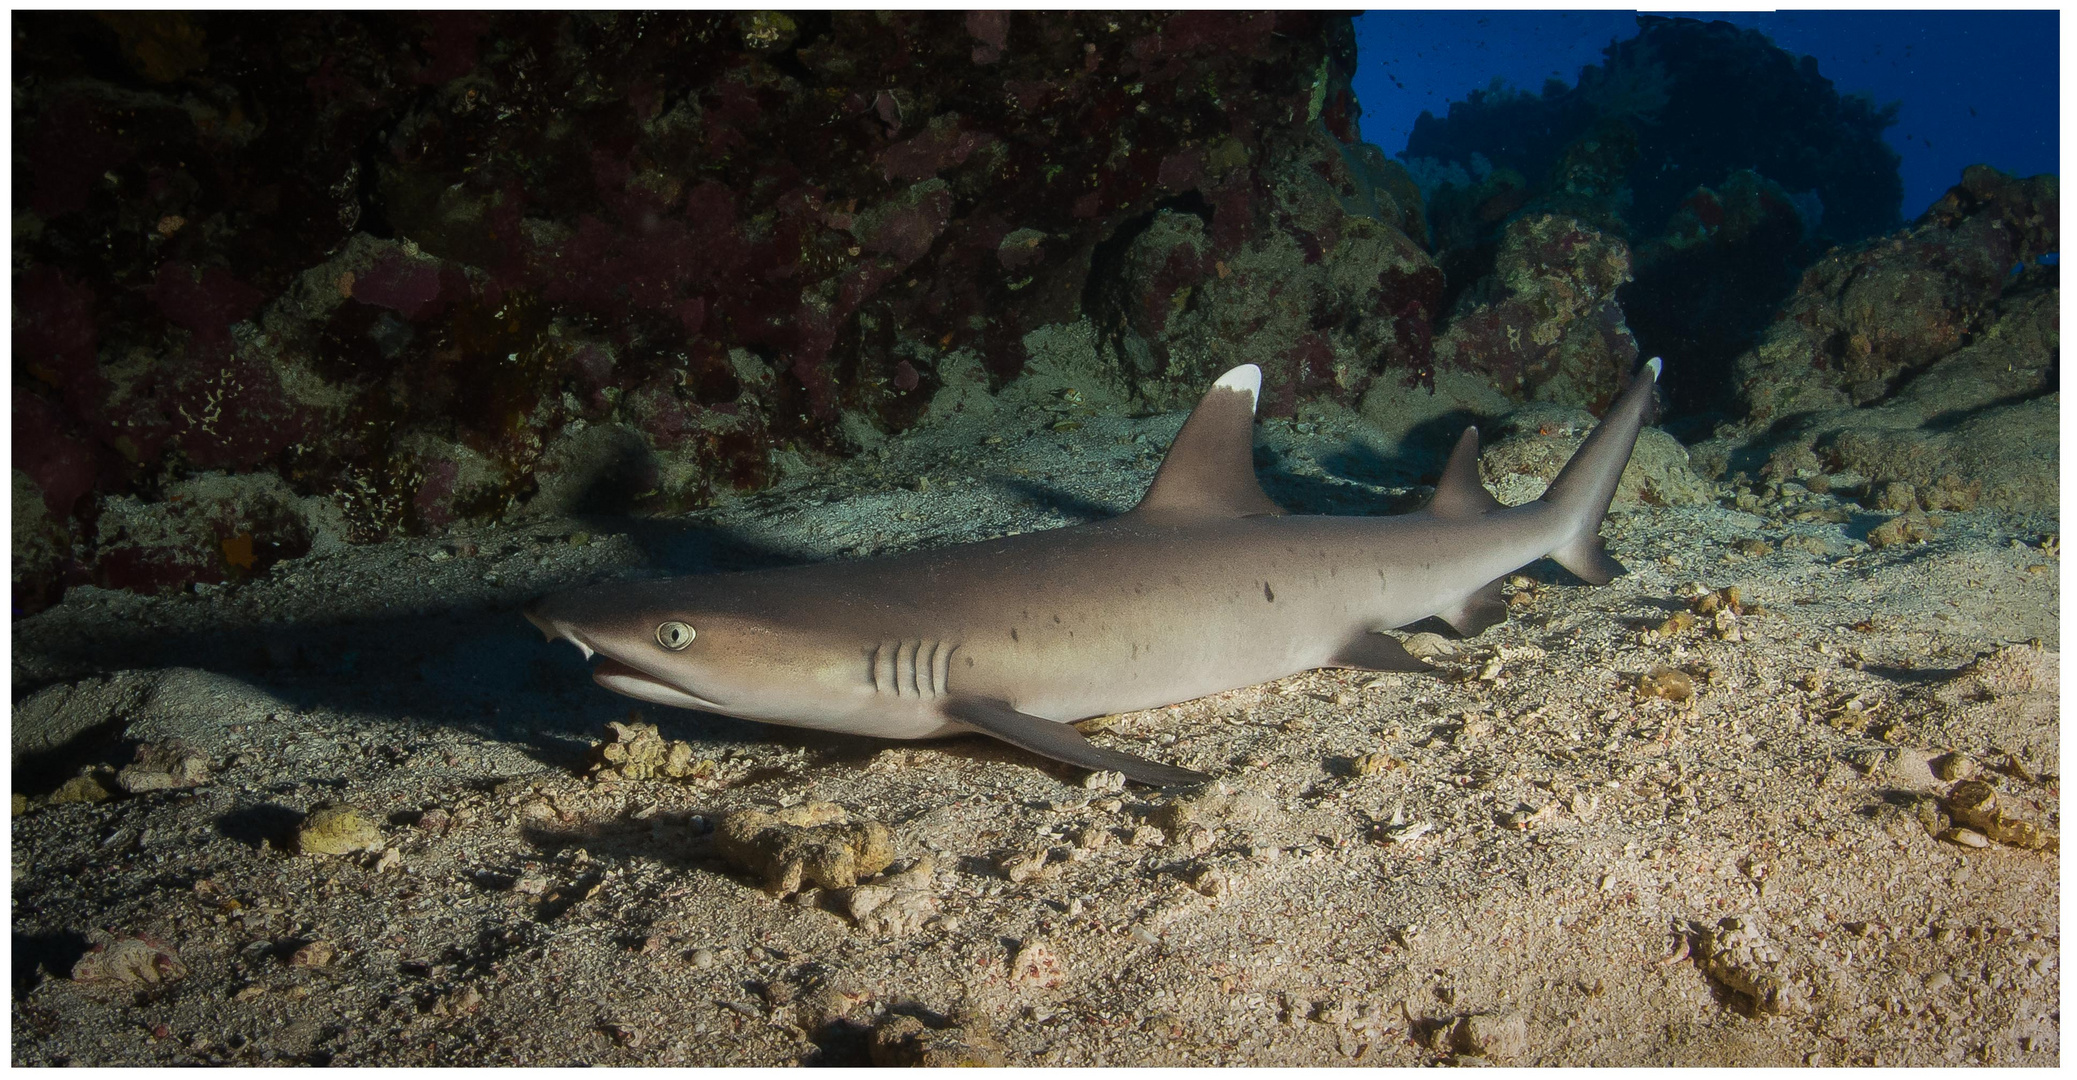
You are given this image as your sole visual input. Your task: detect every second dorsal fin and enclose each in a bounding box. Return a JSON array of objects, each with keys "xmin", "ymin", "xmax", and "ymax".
[
  {"xmin": 1426, "ymin": 426, "xmax": 1503, "ymax": 519},
  {"xmin": 1128, "ymin": 364, "xmax": 1285, "ymax": 521}
]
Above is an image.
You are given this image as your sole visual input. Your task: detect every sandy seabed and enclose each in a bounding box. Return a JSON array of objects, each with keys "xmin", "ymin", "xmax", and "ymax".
[{"xmin": 10, "ymin": 392, "xmax": 2059, "ymax": 1066}]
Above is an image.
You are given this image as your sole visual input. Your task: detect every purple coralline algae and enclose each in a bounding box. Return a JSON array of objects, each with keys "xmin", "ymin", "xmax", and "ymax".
[{"xmin": 11, "ymin": 12, "xmax": 1440, "ymax": 613}]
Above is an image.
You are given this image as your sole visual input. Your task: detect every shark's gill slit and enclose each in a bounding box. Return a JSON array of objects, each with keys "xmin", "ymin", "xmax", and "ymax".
[
  {"xmin": 872, "ymin": 640, "xmax": 897, "ymax": 696},
  {"xmin": 900, "ymin": 639, "xmax": 921, "ymax": 697},
  {"xmin": 932, "ymin": 641, "xmax": 955, "ymax": 698}
]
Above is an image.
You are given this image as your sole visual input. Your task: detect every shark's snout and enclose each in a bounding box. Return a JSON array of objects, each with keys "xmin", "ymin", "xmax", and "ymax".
[{"xmin": 524, "ymin": 595, "xmax": 596, "ymax": 659}]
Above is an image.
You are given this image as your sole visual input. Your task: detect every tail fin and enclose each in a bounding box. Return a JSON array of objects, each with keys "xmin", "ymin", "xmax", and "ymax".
[{"xmin": 1542, "ymin": 357, "xmax": 1661, "ymax": 585}]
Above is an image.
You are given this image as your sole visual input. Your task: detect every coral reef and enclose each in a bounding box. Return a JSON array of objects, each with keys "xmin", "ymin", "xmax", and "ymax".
[
  {"xmin": 12, "ymin": 11, "xmax": 1436, "ymax": 613},
  {"xmin": 1424, "ymin": 214, "xmax": 1637, "ymax": 408},
  {"xmin": 1699, "ymin": 167, "xmax": 2058, "ymax": 512},
  {"xmin": 1403, "ymin": 16, "xmax": 1904, "ymax": 416},
  {"xmin": 1734, "ymin": 167, "xmax": 2057, "ymax": 421}
]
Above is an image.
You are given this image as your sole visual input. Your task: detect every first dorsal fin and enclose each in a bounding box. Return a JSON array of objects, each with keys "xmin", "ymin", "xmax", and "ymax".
[
  {"xmin": 1128, "ymin": 364, "xmax": 1284, "ymax": 521},
  {"xmin": 1426, "ymin": 426, "xmax": 1503, "ymax": 519}
]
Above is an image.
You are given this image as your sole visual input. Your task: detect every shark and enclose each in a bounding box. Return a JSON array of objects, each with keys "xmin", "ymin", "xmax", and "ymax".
[{"xmin": 527, "ymin": 357, "xmax": 1662, "ymax": 787}]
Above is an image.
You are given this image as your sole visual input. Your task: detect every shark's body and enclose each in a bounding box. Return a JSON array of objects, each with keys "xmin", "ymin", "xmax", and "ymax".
[{"xmin": 528, "ymin": 359, "xmax": 1661, "ymax": 785}]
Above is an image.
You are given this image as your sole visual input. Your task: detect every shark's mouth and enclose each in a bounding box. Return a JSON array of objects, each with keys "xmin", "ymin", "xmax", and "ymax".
[
  {"xmin": 590, "ymin": 657, "xmax": 728, "ymax": 713},
  {"xmin": 528, "ymin": 605, "xmax": 729, "ymax": 712}
]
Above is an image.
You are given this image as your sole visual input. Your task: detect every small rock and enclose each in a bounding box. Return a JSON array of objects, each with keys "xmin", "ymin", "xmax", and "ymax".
[
  {"xmin": 1872, "ymin": 481, "xmax": 1918, "ymax": 512},
  {"xmin": 1008, "ymin": 938, "xmax": 1065, "ymax": 988},
  {"xmin": 869, "ymin": 1015, "xmax": 1005, "ymax": 1067},
  {"xmin": 71, "ymin": 935, "xmax": 187, "ymax": 986},
  {"xmin": 690, "ymin": 948, "xmax": 717, "ymax": 969},
  {"xmin": 1868, "ymin": 510, "xmax": 1935, "ymax": 548},
  {"xmin": 1081, "ymin": 769, "xmax": 1126, "ymax": 792},
  {"xmin": 715, "ymin": 803, "xmax": 894, "ymax": 896},
  {"xmin": 1654, "ymin": 610, "xmax": 1698, "ymax": 638},
  {"xmin": 48, "ymin": 773, "xmax": 114, "ymax": 805},
  {"xmin": 1452, "ymin": 1012, "xmax": 1528, "ymax": 1060},
  {"xmin": 115, "ymin": 743, "xmax": 212, "ymax": 793},
  {"xmin": 296, "ymin": 805, "xmax": 384, "ymax": 856},
  {"xmin": 1933, "ymin": 753, "xmax": 1978, "ymax": 782},
  {"xmin": 1944, "ymin": 780, "xmax": 2056, "ymax": 850},
  {"xmin": 1698, "ymin": 915, "xmax": 1805, "ymax": 1014},
  {"xmin": 1349, "ymin": 751, "xmax": 1400, "ymax": 777},
  {"xmin": 1401, "ymin": 633, "xmax": 1456, "ymax": 659},
  {"xmin": 999, "ymin": 848, "xmax": 1059, "ymax": 884},
  {"xmin": 1152, "ymin": 783, "xmax": 1274, "ymax": 834},
  {"xmin": 588, "ymin": 720, "xmax": 716, "ymax": 783},
  {"xmin": 288, "ymin": 940, "xmax": 336, "ymax": 968},
  {"xmin": 1637, "ymin": 666, "xmax": 1694, "ymax": 702}
]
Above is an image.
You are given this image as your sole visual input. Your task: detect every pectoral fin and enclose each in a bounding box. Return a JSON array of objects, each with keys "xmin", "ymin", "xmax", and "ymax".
[
  {"xmin": 1440, "ymin": 576, "xmax": 1510, "ymax": 637},
  {"xmin": 943, "ymin": 698, "xmax": 1210, "ymax": 787},
  {"xmin": 1326, "ymin": 631, "xmax": 1433, "ymax": 672}
]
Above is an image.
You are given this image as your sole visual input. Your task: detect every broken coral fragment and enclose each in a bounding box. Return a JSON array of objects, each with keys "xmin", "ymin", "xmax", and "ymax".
[
  {"xmin": 589, "ymin": 720, "xmax": 715, "ymax": 783},
  {"xmin": 1944, "ymin": 780, "xmax": 2056, "ymax": 851},
  {"xmin": 296, "ymin": 804, "xmax": 384, "ymax": 856},
  {"xmin": 715, "ymin": 802, "xmax": 895, "ymax": 896},
  {"xmin": 71, "ymin": 934, "xmax": 188, "ymax": 986}
]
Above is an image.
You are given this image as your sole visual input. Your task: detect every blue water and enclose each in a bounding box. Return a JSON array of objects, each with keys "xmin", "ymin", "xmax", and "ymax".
[{"xmin": 1353, "ymin": 10, "xmax": 2060, "ymax": 221}]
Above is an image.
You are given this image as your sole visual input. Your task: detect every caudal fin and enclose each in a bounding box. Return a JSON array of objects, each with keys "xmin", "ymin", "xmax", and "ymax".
[{"xmin": 1541, "ymin": 357, "xmax": 1661, "ymax": 584}]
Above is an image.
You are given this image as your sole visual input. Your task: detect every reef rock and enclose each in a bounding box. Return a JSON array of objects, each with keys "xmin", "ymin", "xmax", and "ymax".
[
  {"xmin": 1426, "ymin": 214, "xmax": 1638, "ymax": 408},
  {"xmin": 1709, "ymin": 167, "xmax": 2058, "ymax": 511},
  {"xmin": 1404, "ymin": 16, "xmax": 1904, "ymax": 416},
  {"xmin": 715, "ymin": 802, "xmax": 896, "ymax": 897},
  {"xmin": 10, "ymin": 11, "xmax": 1433, "ymax": 612}
]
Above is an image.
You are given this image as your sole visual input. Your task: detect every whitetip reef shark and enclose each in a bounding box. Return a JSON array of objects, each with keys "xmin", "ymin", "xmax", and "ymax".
[{"xmin": 528, "ymin": 357, "xmax": 1662, "ymax": 786}]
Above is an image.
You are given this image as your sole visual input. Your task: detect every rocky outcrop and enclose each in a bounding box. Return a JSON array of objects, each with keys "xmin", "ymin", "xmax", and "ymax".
[{"xmin": 11, "ymin": 12, "xmax": 1439, "ymax": 612}]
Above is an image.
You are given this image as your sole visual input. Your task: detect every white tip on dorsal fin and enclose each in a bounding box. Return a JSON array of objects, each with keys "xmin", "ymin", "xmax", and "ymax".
[
  {"xmin": 1128, "ymin": 364, "xmax": 1283, "ymax": 521},
  {"xmin": 1645, "ymin": 356, "xmax": 1662, "ymax": 381},
  {"xmin": 1213, "ymin": 364, "xmax": 1262, "ymax": 410}
]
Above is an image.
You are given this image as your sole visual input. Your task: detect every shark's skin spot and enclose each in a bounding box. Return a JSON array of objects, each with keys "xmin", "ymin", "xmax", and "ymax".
[{"xmin": 524, "ymin": 357, "xmax": 1662, "ymax": 787}]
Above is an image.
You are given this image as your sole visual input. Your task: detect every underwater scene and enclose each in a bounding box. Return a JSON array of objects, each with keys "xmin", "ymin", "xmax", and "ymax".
[{"xmin": 9, "ymin": 10, "xmax": 2059, "ymax": 1066}]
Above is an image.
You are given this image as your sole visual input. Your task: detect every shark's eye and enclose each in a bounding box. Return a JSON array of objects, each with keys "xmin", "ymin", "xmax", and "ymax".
[{"xmin": 655, "ymin": 621, "xmax": 696, "ymax": 650}]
